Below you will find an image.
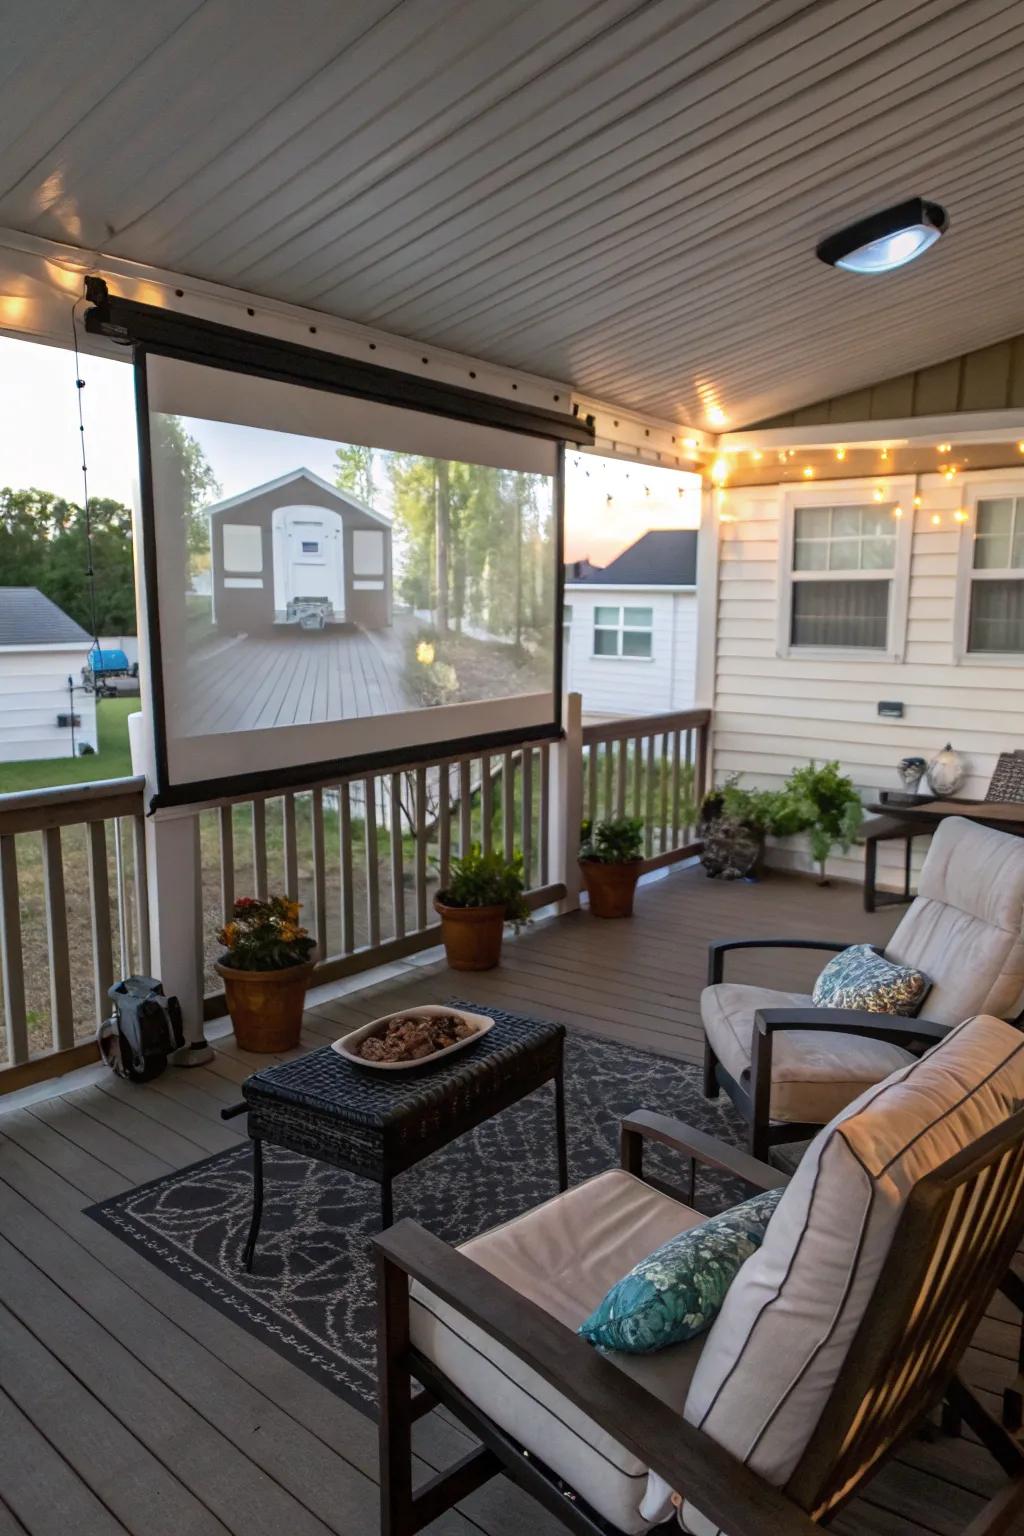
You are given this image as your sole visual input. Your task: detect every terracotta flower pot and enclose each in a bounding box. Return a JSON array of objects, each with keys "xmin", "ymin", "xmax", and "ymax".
[
  {"xmin": 215, "ymin": 958, "xmax": 315, "ymax": 1052},
  {"xmin": 579, "ymin": 858, "xmax": 642, "ymax": 918},
  {"xmin": 433, "ymin": 895, "xmax": 506, "ymax": 971}
]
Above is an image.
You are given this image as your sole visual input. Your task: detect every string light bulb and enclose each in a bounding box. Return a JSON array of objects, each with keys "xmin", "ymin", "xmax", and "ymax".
[
  {"xmin": 892, "ymin": 505, "xmax": 904, "ymax": 519},
  {"xmin": 943, "ymin": 466, "xmax": 957, "ymax": 481},
  {"xmin": 711, "ymin": 457, "xmax": 729, "ymax": 484},
  {"xmin": 931, "ymin": 513, "xmax": 942, "ymax": 526},
  {"xmin": 953, "ymin": 508, "xmax": 968, "ymax": 523},
  {"xmin": 937, "ymin": 442, "xmax": 952, "ymax": 453},
  {"xmin": 873, "ymin": 486, "xmax": 885, "ymax": 502},
  {"xmin": 752, "ymin": 449, "xmax": 763, "ymax": 463},
  {"xmin": 913, "ymin": 495, "xmax": 922, "ymax": 507},
  {"xmin": 880, "ymin": 447, "xmax": 889, "ymax": 461},
  {"xmin": 835, "ymin": 447, "xmax": 846, "ymax": 461},
  {"xmin": 802, "ymin": 465, "xmax": 814, "ymax": 478},
  {"xmin": 1018, "ymin": 441, "xmax": 1024, "ymax": 454}
]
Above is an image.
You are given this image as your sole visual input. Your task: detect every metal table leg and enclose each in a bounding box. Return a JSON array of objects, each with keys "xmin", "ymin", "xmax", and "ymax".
[{"xmin": 243, "ymin": 1136, "xmax": 264, "ymax": 1272}]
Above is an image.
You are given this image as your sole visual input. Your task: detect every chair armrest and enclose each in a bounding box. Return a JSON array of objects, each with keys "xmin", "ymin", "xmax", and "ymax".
[
  {"xmin": 754, "ymin": 1007, "xmax": 949, "ymax": 1049},
  {"xmin": 375, "ymin": 1219, "xmax": 822, "ymax": 1536},
  {"xmin": 620, "ymin": 1110, "xmax": 788, "ymax": 1192},
  {"xmin": 708, "ymin": 937, "xmax": 859, "ymax": 986}
]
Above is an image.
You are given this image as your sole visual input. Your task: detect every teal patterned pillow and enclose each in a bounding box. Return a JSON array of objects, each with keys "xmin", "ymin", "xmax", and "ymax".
[
  {"xmin": 812, "ymin": 943, "xmax": 929, "ymax": 1015},
  {"xmin": 578, "ymin": 1187, "xmax": 783, "ymax": 1355}
]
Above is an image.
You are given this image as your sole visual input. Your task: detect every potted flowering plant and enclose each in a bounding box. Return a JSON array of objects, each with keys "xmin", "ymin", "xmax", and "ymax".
[
  {"xmin": 434, "ymin": 844, "xmax": 530, "ymax": 971},
  {"xmin": 215, "ymin": 895, "xmax": 316, "ymax": 1052},
  {"xmin": 579, "ymin": 816, "xmax": 644, "ymax": 917}
]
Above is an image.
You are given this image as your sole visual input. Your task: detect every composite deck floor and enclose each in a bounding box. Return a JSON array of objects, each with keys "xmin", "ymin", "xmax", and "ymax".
[{"xmin": 0, "ymin": 864, "xmax": 1020, "ymax": 1536}]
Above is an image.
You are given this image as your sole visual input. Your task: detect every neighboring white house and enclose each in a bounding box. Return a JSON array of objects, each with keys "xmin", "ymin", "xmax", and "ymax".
[
  {"xmin": 564, "ymin": 529, "xmax": 698, "ymax": 718},
  {"xmin": 0, "ymin": 589, "xmax": 98, "ymax": 762},
  {"xmin": 701, "ymin": 461, "xmax": 1024, "ymax": 884}
]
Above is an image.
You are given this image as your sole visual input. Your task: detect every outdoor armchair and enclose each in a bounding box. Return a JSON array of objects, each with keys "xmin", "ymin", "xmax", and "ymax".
[
  {"xmin": 702, "ymin": 815, "xmax": 1024, "ymax": 1157},
  {"xmin": 375, "ymin": 1016, "xmax": 1024, "ymax": 1536}
]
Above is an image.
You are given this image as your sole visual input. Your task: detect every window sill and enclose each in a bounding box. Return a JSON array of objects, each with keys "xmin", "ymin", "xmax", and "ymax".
[
  {"xmin": 781, "ymin": 645, "xmax": 901, "ymax": 663},
  {"xmin": 955, "ymin": 650, "xmax": 1024, "ymax": 666},
  {"xmin": 589, "ymin": 654, "xmax": 655, "ymax": 662}
]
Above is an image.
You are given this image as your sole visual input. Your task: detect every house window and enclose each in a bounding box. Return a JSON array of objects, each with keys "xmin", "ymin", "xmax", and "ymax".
[
  {"xmin": 222, "ymin": 523, "xmax": 263, "ymax": 573},
  {"xmin": 966, "ymin": 497, "xmax": 1024, "ymax": 653},
  {"xmin": 593, "ymin": 605, "xmax": 653, "ymax": 658},
  {"xmin": 789, "ymin": 504, "xmax": 896, "ymax": 650}
]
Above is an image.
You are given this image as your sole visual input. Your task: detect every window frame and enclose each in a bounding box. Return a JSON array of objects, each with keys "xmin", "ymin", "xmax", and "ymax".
[
  {"xmin": 776, "ymin": 482, "xmax": 913, "ymax": 662},
  {"xmin": 954, "ymin": 480, "xmax": 1024, "ymax": 664},
  {"xmin": 591, "ymin": 602, "xmax": 655, "ymax": 661}
]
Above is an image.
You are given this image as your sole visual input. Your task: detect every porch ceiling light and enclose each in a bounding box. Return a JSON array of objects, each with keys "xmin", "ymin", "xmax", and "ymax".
[{"xmin": 816, "ymin": 198, "xmax": 948, "ymax": 274}]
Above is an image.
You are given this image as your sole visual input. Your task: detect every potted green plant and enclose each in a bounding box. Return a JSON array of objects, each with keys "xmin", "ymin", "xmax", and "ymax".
[
  {"xmin": 578, "ymin": 816, "xmax": 644, "ymax": 917},
  {"xmin": 783, "ymin": 760, "xmax": 863, "ymax": 883},
  {"xmin": 215, "ymin": 896, "xmax": 316, "ymax": 1052},
  {"xmin": 697, "ymin": 778, "xmax": 801, "ymax": 879},
  {"xmin": 434, "ymin": 845, "xmax": 530, "ymax": 970}
]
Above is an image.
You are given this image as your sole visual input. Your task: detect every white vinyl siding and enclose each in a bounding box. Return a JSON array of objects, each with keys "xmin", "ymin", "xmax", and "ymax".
[
  {"xmin": 0, "ymin": 647, "xmax": 97, "ymax": 762},
  {"xmin": 564, "ymin": 589, "xmax": 697, "ymax": 716},
  {"xmin": 710, "ymin": 471, "xmax": 1024, "ymax": 884}
]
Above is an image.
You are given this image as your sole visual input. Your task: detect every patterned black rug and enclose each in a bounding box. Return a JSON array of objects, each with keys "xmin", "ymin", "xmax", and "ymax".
[{"xmin": 86, "ymin": 1029, "xmax": 746, "ymax": 1417}]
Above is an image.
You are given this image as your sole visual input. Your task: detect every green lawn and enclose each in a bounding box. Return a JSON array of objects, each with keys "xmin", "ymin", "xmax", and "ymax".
[{"xmin": 0, "ymin": 697, "xmax": 137, "ymax": 794}]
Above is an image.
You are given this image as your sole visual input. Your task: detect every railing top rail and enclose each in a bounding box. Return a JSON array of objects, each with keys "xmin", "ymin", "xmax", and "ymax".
[
  {"xmin": 581, "ymin": 708, "xmax": 710, "ymax": 746},
  {"xmin": 0, "ymin": 775, "xmax": 145, "ymax": 834}
]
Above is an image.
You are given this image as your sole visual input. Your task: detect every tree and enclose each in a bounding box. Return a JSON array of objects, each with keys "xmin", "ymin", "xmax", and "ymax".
[
  {"xmin": 0, "ymin": 487, "xmax": 136, "ymax": 635},
  {"xmin": 334, "ymin": 443, "xmax": 375, "ymax": 503},
  {"xmin": 150, "ymin": 415, "xmax": 221, "ymax": 566}
]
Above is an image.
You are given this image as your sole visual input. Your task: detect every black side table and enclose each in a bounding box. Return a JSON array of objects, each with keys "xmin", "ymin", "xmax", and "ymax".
[{"xmin": 235, "ymin": 1006, "xmax": 567, "ymax": 1268}]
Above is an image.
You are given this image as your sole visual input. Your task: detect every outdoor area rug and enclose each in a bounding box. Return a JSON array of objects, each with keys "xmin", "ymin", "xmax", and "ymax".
[{"xmin": 86, "ymin": 1027, "xmax": 747, "ymax": 1417}]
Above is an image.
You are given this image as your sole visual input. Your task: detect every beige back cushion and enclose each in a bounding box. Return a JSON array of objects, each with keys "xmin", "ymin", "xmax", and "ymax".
[
  {"xmin": 885, "ymin": 817, "xmax": 1024, "ymax": 1025},
  {"xmin": 674, "ymin": 1014, "xmax": 1024, "ymax": 1535}
]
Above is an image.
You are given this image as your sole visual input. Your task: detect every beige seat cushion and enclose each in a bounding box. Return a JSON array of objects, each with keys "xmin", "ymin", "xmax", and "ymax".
[
  {"xmin": 670, "ymin": 1014, "xmax": 1024, "ymax": 1536},
  {"xmin": 701, "ymin": 981, "xmax": 916, "ymax": 1123},
  {"xmin": 410, "ymin": 1169, "xmax": 707, "ymax": 1535}
]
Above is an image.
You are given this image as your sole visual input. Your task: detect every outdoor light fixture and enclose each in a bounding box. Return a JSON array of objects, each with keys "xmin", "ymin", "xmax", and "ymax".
[{"xmin": 816, "ymin": 198, "xmax": 948, "ymax": 274}]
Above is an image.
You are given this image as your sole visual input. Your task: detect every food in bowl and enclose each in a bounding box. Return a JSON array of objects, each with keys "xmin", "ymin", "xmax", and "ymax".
[{"xmin": 358, "ymin": 1012, "xmax": 479, "ymax": 1063}]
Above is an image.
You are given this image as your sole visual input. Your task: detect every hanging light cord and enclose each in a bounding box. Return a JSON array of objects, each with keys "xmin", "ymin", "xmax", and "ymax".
[{"xmin": 71, "ymin": 297, "xmax": 101, "ymax": 653}]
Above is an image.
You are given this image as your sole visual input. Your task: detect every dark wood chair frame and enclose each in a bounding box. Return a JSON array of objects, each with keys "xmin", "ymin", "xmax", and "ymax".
[
  {"xmin": 375, "ymin": 1107, "xmax": 1024, "ymax": 1536},
  {"xmin": 702, "ymin": 938, "xmax": 952, "ymax": 1160}
]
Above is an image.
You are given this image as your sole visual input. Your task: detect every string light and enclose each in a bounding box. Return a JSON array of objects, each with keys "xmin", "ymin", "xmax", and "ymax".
[
  {"xmin": 937, "ymin": 442, "xmax": 952, "ymax": 453},
  {"xmin": 835, "ymin": 447, "xmax": 846, "ymax": 461},
  {"xmin": 880, "ymin": 447, "xmax": 889, "ymax": 461},
  {"xmin": 711, "ymin": 457, "xmax": 729, "ymax": 484},
  {"xmin": 873, "ymin": 486, "xmax": 885, "ymax": 502},
  {"xmin": 943, "ymin": 466, "xmax": 957, "ymax": 481},
  {"xmin": 751, "ymin": 449, "xmax": 763, "ymax": 463},
  {"xmin": 931, "ymin": 513, "xmax": 942, "ymax": 526},
  {"xmin": 913, "ymin": 495, "xmax": 922, "ymax": 507},
  {"xmin": 953, "ymin": 508, "xmax": 968, "ymax": 523},
  {"xmin": 892, "ymin": 505, "xmax": 904, "ymax": 519},
  {"xmin": 802, "ymin": 465, "xmax": 814, "ymax": 478}
]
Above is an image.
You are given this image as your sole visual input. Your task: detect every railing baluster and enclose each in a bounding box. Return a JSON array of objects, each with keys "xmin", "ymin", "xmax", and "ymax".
[
  {"xmin": 459, "ymin": 758, "xmax": 472, "ymax": 856},
  {"xmin": 671, "ymin": 730, "xmax": 681, "ymax": 845},
  {"xmin": 645, "ymin": 735, "xmax": 656, "ymax": 858},
  {"xmin": 86, "ymin": 820, "xmax": 114, "ymax": 1026},
  {"xmin": 438, "ymin": 762, "xmax": 451, "ymax": 893},
  {"xmin": 632, "ymin": 736, "xmax": 643, "ymax": 820},
  {"xmin": 339, "ymin": 782, "xmax": 354, "ymax": 954},
  {"xmin": 311, "ymin": 786, "xmax": 328, "ymax": 958},
  {"xmin": 603, "ymin": 740, "xmax": 613, "ymax": 819},
  {"xmin": 0, "ymin": 834, "xmax": 27, "ymax": 1065},
  {"xmin": 218, "ymin": 804, "xmax": 235, "ymax": 921},
  {"xmin": 586, "ymin": 739, "xmax": 597, "ymax": 825},
  {"xmin": 521, "ymin": 747, "xmax": 533, "ymax": 887},
  {"xmin": 113, "ymin": 817, "xmax": 132, "ymax": 979},
  {"xmin": 659, "ymin": 733, "xmax": 669, "ymax": 855},
  {"xmin": 364, "ymin": 775, "xmax": 381, "ymax": 949},
  {"xmin": 41, "ymin": 827, "xmax": 74, "ymax": 1052},
  {"xmin": 616, "ymin": 739, "xmax": 628, "ymax": 817},
  {"xmin": 684, "ymin": 728, "xmax": 695, "ymax": 835},
  {"xmin": 132, "ymin": 812, "xmax": 151, "ymax": 974},
  {"xmin": 415, "ymin": 765, "xmax": 428, "ymax": 931},
  {"xmin": 282, "ymin": 791, "xmax": 299, "ymax": 899},
  {"xmin": 252, "ymin": 798, "xmax": 268, "ymax": 899},
  {"xmin": 503, "ymin": 751, "xmax": 515, "ymax": 860},
  {"xmin": 696, "ymin": 718, "xmax": 709, "ymax": 805},
  {"xmin": 482, "ymin": 754, "xmax": 494, "ymax": 854},
  {"xmin": 539, "ymin": 744, "xmax": 550, "ymax": 885},
  {"xmin": 390, "ymin": 772, "xmax": 406, "ymax": 941}
]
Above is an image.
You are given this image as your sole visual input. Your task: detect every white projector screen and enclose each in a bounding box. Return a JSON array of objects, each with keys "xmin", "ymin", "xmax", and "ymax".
[{"xmin": 137, "ymin": 348, "xmax": 566, "ymax": 803}]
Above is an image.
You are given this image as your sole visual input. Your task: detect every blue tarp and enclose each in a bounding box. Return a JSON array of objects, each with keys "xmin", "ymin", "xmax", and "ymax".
[{"xmin": 88, "ymin": 648, "xmax": 130, "ymax": 674}]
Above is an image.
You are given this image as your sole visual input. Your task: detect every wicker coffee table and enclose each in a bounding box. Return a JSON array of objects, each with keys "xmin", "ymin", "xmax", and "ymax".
[{"xmin": 235, "ymin": 1005, "xmax": 567, "ymax": 1267}]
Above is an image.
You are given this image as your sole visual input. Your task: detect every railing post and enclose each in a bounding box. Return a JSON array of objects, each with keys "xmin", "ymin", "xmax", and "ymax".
[{"xmin": 550, "ymin": 691, "xmax": 583, "ymax": 913}]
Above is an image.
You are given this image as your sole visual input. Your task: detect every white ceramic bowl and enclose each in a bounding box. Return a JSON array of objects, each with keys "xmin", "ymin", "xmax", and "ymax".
[{"xmin": 331, "ymin": 1004, "xmax": 494, "ymax": 1071}]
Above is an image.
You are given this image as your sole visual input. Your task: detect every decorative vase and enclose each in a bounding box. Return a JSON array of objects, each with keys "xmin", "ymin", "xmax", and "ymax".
[
  {"xmin": 434, "ymin": 895, "xmax": 506, "ymax": 970},
  {"xmin": 215, "ymin": 959, "xmax": 314, "ymax": 1052},
  {"xmin": 897, "ymin": 756, "xmax": 927, "ymax": 794},
  {"xmin": 579, "ymin": 858, "xmax": 642, "ymax": 918},
  {"xmin": 926, "ymin": 744, "xmax": 967, "ymax": 798},
  {"xmin": 700, "ymin": 817, "xmax": 764, "ymax": 880}
]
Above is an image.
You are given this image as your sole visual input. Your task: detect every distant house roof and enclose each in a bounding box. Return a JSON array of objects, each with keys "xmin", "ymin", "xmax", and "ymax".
[
  {"xmin": 0, "ymin": 588, "xmax": 93, "ymax": 647},
  {"xmin": 204, "ymin": 467, "xmax": 392, "ymax": 528},
  {"xmin": 564, "ymin": 529, "xmax": 697, "ymax": 587}
]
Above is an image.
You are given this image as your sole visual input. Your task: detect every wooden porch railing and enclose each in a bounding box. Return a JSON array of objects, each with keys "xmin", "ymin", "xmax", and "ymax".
[
  {"xmin": 0, "ymin": 700, "xmax": 710, "ymax": 1089},
  {"xmin": 0, "ymin": 776, "xmax": 149, "ymax": 1090}
]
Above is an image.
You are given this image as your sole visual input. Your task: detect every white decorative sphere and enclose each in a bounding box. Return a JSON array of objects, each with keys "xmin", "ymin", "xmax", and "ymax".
[{"xmin": 926, "ymin": 743, "xmax": 967, "ymax": 797}]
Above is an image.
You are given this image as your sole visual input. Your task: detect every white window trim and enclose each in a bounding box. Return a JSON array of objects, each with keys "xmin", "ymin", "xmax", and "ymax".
[
  {"xmin": 953, "ymin": 480, "xmax": 1024, "ymax": 665},
  {"xmin": 591, "ymin": 604, "xmax": 655, "ymax": 661},
  {"xmin": 775, "ymin": 480, "xmax": 913, "ymax": 662}
]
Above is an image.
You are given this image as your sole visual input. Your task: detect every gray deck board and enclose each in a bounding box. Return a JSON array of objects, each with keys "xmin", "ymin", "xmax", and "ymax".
[{"xmin": 0, "ymin": 862, "xmax": 1018, "ymax": 1535}]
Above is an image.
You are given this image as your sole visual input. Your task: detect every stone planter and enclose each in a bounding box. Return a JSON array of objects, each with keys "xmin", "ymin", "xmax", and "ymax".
[
  {"xmin": 433, "ymin": 895, "xmax": 507, "ymax": 971},
  {"xmin": 579, "ymin": 857, "xmax": 642, "ymax": 918},
  {"xmin": 215, "ymin": 958, "xmax": 315, "ymax": 1053}
]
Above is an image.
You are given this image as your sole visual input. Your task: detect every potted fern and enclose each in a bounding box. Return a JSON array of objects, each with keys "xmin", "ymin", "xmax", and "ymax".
[
  {"xmin": 215, "ymin": 896, "xmax": 316, "ymax": 1052},
  {"xmin": 434, "ymin": 845, "xmax": 530, "ymax": 970},
  {"xmin": 579, "ymin": 816, "xmax": 644, "ymax": 917}
]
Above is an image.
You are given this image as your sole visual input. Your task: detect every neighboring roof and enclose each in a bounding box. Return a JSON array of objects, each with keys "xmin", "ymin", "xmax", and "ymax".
[
  {"xmin": 0, "ymin": 589, "xmax": 92, "ymax": 647},
  {"xmin": 565, "ymin": 530, "xmax": 697, "ymax": 587},
  {"xmin": 204, "ymin": 468, "xmax": 392, "ymax": 528}
]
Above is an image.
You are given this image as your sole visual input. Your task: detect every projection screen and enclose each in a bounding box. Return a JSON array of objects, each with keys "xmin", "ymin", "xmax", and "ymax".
[{"xmin": 85, "ymin": 289, "xmax": 592, "ymax": 807}]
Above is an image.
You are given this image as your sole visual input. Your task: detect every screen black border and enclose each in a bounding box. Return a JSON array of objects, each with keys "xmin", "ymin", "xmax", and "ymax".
[{"xmin": 107, "ymin": 298, "xmax": 583, "ymax": 811}]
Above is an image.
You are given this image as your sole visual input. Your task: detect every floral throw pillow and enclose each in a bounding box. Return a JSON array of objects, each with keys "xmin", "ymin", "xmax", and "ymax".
[
  {"xmin": 578, "ymin": 1187, "xmax": 783, "ymax": 1355},
  {"xmin": 812, "ymin": 943, "xmax": 929, "ymax": 1016}
]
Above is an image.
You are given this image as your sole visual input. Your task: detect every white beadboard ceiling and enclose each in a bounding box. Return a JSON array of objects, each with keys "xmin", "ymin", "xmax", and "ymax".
[{"xmin": 3, "ymin": 0, "xmax": 1024, "ymax": 428}]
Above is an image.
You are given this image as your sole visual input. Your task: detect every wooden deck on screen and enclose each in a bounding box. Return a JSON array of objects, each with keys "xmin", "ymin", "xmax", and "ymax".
[{"xmin": 0, "ymin": 862, "xmax": 1019, "ymax": 1536}]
